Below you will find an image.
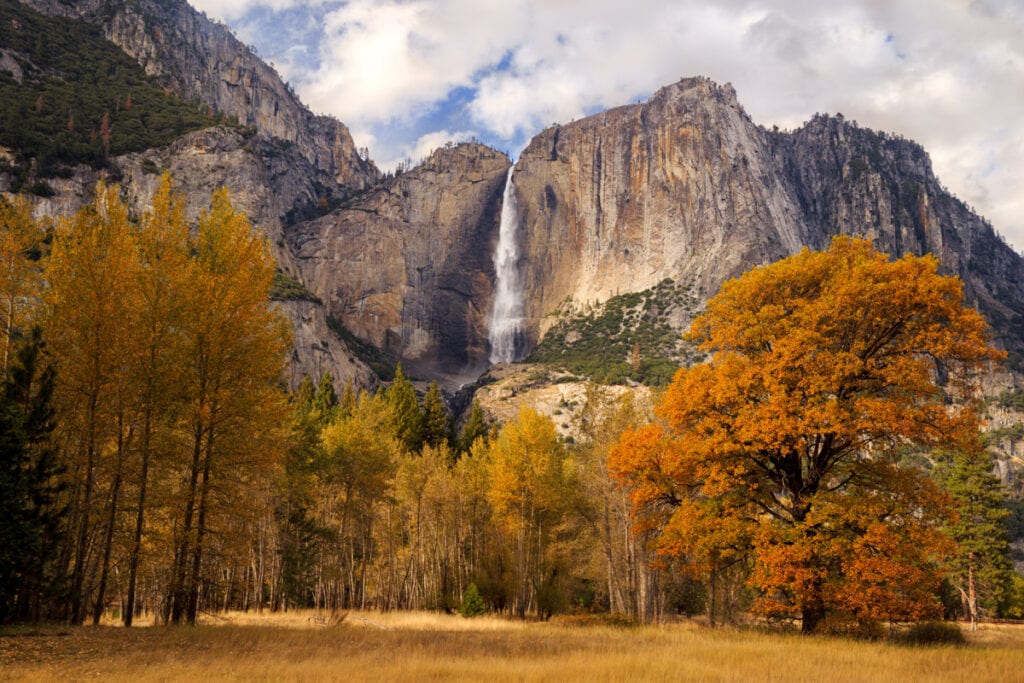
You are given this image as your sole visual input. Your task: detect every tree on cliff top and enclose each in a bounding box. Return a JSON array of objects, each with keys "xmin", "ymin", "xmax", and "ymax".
[{"xmin": 610, "ymin": 237, "xmax": 1001, "ymax": 633}]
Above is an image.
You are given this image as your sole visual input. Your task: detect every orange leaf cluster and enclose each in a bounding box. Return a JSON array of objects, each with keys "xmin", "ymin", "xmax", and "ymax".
[{"xmin": 609, "ymin": 237, "xmax": 999, "ymax": 630}]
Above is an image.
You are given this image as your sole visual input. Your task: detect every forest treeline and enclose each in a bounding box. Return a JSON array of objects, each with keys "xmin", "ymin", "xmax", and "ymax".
[
  {"xmin": 0, "ymin": 177, "xmax": 666, "ymax": 627},
  {"xmin": 1, "ymin": 177, "xmax": 289, "ymax": 625},
  {"xmin": 2, "ymin": 184, "xmax": 1023, "ymax": 633}
]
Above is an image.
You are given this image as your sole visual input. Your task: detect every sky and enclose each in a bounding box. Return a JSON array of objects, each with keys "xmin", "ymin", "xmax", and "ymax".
[{"xmin": 189, "ymin": 0, "xmax": 1024, "ymax": 251}]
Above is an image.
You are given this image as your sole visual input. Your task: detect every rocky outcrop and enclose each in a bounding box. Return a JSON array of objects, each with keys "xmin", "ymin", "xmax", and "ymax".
[
  {"xmin": 512, "ymin": 78, "xmax": 806, "ymax": 345},
  {"xmin": 18, "ymin": 0, "xmax": 379, "ymax": 190},
  {"xmin": 10, "ymin": 0, "xmax": 1024, "ymax": 390},
  {"xmin": 26, "ymin": 126, "xmax": 375, "ymax": 389},
  {"xmin": 290, "ymin": 143, "xmax": 510, "ymax": 386},
  {"xmin": 511, "ymin": 77, "xmax": 1024, "ymax": 358},
  {"xmin": 772, "ymin": 115, "xmax": 1024, "ymax": 357},
  {"xmin": 470, "ymin": 364, "xmax": 652, "ymax": 442}
]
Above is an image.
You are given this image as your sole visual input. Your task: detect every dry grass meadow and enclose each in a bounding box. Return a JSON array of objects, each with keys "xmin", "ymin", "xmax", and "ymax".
[{"xmin": 2, "ymin": 611, "xmax": 1024, "ymax": 682}]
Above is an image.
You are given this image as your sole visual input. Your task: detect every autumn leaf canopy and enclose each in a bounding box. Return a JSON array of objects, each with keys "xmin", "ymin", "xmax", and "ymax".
[{"xmin": 610, "ymin": 236, "xmax": 1002, "ymax": 631}]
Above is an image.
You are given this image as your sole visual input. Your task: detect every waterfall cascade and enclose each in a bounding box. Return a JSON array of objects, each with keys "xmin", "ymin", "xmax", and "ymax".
[{"xmin": 489, "ymin": 167, "xmax": 524, "ymax": 364}]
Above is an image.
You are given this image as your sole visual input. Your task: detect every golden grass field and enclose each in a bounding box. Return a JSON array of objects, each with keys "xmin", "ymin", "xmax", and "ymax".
[{"xmin": 2, "ymin": 611, "xmax": 1024, "ymax": 682}]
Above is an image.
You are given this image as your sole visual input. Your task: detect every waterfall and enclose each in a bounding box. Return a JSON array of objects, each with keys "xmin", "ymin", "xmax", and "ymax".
[{"xmin": 489, "ymin": 167, "xmax": 524, "ymax": 364}]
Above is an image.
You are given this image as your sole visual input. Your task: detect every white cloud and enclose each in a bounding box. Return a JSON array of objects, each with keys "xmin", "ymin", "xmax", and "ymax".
[
  {"xmin": 297, "ymin": 0, "xmax": 527, "ymax": 125},
  {"xmin": 384, "ymin": 129, "xmax": 476, "ymax": 170},
  {"xmin": 202, "ymin": 0, "xmax": 1024, "ymax": 250},
  {"xmin": 189, "ymin": 0, "xmax": 323, "ymax": 22}
]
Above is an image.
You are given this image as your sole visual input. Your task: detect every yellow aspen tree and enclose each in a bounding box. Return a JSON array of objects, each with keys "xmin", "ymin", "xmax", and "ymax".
[
  {"xmin": 319, "ymin": 391, "xmax": 397, "ymax": 610},
  {"xmin": 123, "ymin": 174, "xmax": 191, "ymax": 626},
  {"xmin": 168, "ymin": 187, "xmax": 290, "ymax": 624},
  {"xmin": 45, "ymin": 182, "xmax": 140, "ymax": 625},
  {"xmin": 487, "ymin": 407, "xmax": 572, "ymax": 618},
  {"xmin": 0, "ymin": 196, "xmax": 43, "ymax": 372}
]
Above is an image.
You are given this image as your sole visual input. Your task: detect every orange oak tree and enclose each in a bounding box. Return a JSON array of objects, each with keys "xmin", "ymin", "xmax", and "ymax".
[{"xmin": 610, "ymin": 237, "xmax": 1000, "ymax": 632}]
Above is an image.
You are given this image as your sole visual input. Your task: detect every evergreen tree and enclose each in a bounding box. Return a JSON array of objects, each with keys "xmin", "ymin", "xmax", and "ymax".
[
  {"xmin": 386, "ymin": 364, "xmax": 423, "ymax": 453},
  {"xmin": 295, "ymin": 375, "xmax": 316, "ymax": 413},
  {"xmin": 312, "ymin": 372, "xmax": 338, "ymax": 425},
  {"xmin": 277, "ymin": 383, "xmax": 327, "ymax": 609},
  {"xmin": 0, "ymin": 328, "xmax": 63, "ymax": 623},
  {"xmin": 458, "ymin": 400, "xmax": 488, "ymax": 454},
  {"xmin": 933, "ymin": 446, "xmax": 1015, "ymax": 627},
  {"xmin": 339, "ymin": 380, "xmax": 357, "ymax": 419},
  {"xmin": 459, "ymin": 582, "xmax": 487, "ymax": 617},
  {"xmin": 422, "ymin": 381, "xmax": 451, "ymax": 449},
  {"xmin": 0, "ymin": 381, "xmax": 31, "ymax": 623}
]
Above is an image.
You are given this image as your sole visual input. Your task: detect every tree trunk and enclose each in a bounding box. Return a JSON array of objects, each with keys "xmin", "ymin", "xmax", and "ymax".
[
  {"xmin": 800, "ymin": 587, "xmax": 826, "ymax": 634},
  {"xmin": 968, "ymin": 557, "xmax": 978, "ymax": 631},
  {"xmin": 186, "ymin": 424, "xmax": 215, "ymax": 624},
  {"xmin": 169, "ymin": 421, "xmax": 203, "ymax": 624},
  {"xmin": 70, "ymin": 392, "xmax": 100, "ymax": 625},
  {"xmin": 125, "ymin": 411, "xmax": 153, "ymax": 627},
  {"xmin": 93, "ymin": 421, "xmax": 131, "ymax": 625}
]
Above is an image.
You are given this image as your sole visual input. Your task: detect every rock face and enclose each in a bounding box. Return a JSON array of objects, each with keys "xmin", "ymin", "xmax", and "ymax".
[
  {"xmin": 513, "ymin": 78, "xmax": 804, "ymax": 344},
  {"xmin": 29, "ymin": 126, "xmax": 376, "ymax": 389},
  {"xmin": 9, "ymin": 1, "xmax": 1024, "ymax": 391},
  {"xmin": 773, "ymin": 115, "xmax": 1024, "ymax": 356},
  {"xmin": 18, "ymin": 0, "xmax": 379, "ymax": 190},
  {"xmin": 283, "ymin": 77, "xmax": 1024, "ymax": 386},
  {"xmin": 511, "ymin": 77, "xmax": 1024, "ymax": 357},
  {"xmin": 290, "ymin": 143, "xmax": 510, "ymax": 385},
  {"xmin": 10, "ymin": 0, "xmax": 382, "ymax": 390}
]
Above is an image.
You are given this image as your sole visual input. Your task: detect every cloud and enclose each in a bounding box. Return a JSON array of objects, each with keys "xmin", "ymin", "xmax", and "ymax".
[
  {"xmin": 298, "ymin": 0, "xmax": 527, "ymax": 124},
  {"xmin": 199, "ymin": 0, "xmax": 1024, "ymax": 250},
  {"xmin": 190, "ymin": 0, "xmax": 326, "ymax": 22},
  {"xmin": 394, "ymin": 129, "xmax": 476, "ymax": 167}
]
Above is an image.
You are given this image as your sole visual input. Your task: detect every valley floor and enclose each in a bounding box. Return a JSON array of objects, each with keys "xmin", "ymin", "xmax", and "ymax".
[{"xmin": 2, "ymin": 611, "xmax": 1022, "ymax": 682}]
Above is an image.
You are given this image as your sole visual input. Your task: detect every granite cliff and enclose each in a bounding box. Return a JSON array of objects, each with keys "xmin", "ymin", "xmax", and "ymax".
[
  {"xmin": 5, "ymin": 1, "xmax": 1024, "ymax": 396},
  {"xmin": 29, "ymin": 125, "xmax": 377, "ymax": 388},
  {"xmin": 508, "ymin": 78, "xmax": 1024, "ymax": 360},
  {"xmin": 290, "ymin": 77, "xmax": 1024, "ymax": 384},
  {"xmin": 4, "ymin": 0, "xmax": 381, "ymax": 387},
  {"xmin": 289, "ymin": 143, "xmax": 510, "ymax": 385}
]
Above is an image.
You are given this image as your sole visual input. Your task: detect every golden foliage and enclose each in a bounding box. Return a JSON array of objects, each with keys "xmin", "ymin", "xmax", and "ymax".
[
  {"xmin": 610, "ymin": 237, "xmax": 1000, "ymax": 631},
  {"xmin": 0, "ymin": 195, "xmax": 45, "ymax": 371}
]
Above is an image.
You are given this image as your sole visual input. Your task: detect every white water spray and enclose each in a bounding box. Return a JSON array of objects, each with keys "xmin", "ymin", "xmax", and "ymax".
[{"xmin": 489, "ymin": 167, "xmax": 524, "ymax": 364}]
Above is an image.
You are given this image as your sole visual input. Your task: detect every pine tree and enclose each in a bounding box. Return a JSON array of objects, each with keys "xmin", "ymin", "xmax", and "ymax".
[
  {"xmin": 933, "ymin": 446, "xmax": 1015, "ymax": 628},
  {"xmin": 312, "ymin": 372, "xmax": 339, "ymax": 425},
  {"xmin": 339, "ymin": 380, "xmax": 357, "ymax": 419},
  {"xmin": 277, "ymin": 382, "xmax": 326, "ymax": 609},
  {"xmin": 0, "ymin": 384, "xmax": 30, "ymax": 623},
  {"xmin": 0, "ymin": 328, "xmax": 63, "ymax": 623},
  {"xmin": 295, "ymin": 375, "xmax": 316, "ymax": 413},
  {"xmin": 459, "ymin": 582, "xmax": 487, "ymax": 617},
  {"xmin": 421, "ymin": 381, "xmax": 451, "ymax": 448},
  {"xmin": 458, "ymin": 400, "xmax": 488, "ymax": 454},
  {"xmin": 386, "ymin": 364, "xmax": 423, "ymax": 454}
]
